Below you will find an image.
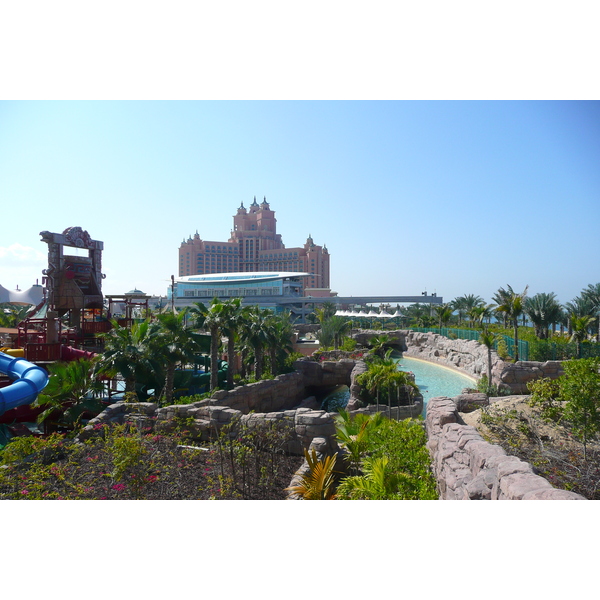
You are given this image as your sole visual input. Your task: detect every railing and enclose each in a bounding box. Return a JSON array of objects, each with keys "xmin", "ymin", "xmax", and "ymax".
[
  {"xmin": 528, "ymin": 340, "xmax": 600, "ymax": 361},
  {"xmin": 82, "ymin": 321, "xmax": 112, "ymax": 335},
  {"xmin": 25, "ymin": 343, "xmax": 62, "ymax": 362},
  {"xmin": 409, "ymin": 327, "xmax": 529, "ymax": 361}
]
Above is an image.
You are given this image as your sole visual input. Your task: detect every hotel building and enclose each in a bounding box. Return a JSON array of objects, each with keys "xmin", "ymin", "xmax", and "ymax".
[{"xmin": 178, "ymin": 197, "xmax": 330, "ymax": 295}]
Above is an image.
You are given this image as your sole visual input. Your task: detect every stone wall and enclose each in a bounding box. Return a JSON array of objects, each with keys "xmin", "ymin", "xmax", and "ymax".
[
  {"xmin": 494, "ymin": 360, "xmax": 565, "ymax": 394},
  {"xmin": 403, "ymin": 330, "xmax": 493, "ymax": 382},
  {"xmin": 76, "ymin": 359, "xmax": 364, "ymax": 454},
  {"xmin": 76, "ymin": 357, "xmax": 422, "ymax": 455},
  {"xmin": 399, "ymin": 329, "xmax": 567, "ymax": 395},
  {"xmin": 352, "ymin": 329, "xmax": 407, "ymax": 350},
  {"xmin": 425, "ymin": 396, "xmax": 586, "ymax": 500},
  {"xmin": 77, "ymin": 399, "xmax": 341, "ymax": 456}
]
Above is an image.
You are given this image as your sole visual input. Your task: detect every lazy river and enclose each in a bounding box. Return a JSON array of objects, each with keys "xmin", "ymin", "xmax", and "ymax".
[
  {"xmin": 321, "ymin": 355, "xmax": 476, "ymax": 416},
  {"xmin": 396, "ymin": 356, "xmax": 476, "ymax": 415}
]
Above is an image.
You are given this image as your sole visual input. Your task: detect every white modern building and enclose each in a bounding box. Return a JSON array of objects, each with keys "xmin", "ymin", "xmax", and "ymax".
[{"xmin": 168, "ymin": 271, "xmax": 311, "ymax": 319}]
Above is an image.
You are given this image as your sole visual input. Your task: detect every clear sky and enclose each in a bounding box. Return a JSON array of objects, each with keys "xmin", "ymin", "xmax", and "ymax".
[{"xmin": 2, "ymin": 100, "xmax": 599, "ymax": 307}]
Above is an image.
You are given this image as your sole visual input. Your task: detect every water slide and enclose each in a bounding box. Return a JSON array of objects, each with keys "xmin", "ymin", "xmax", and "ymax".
[
  {"xmin": 60, "ymin": 345, "xmax": 96, "ymax": 361},
  {"xmin": 0, "ymin": 351, "xmax": 49, "ymax": 417}
]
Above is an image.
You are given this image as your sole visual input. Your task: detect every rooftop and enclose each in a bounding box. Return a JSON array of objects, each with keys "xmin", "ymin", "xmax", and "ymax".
[{"xmin": 176, "ymin": 272, "xmax": 309, "ymax": 285}]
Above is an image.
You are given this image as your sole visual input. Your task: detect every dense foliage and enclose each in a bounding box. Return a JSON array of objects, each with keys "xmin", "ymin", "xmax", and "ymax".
[
  {"xmin": 334, "ymin": 412, "xmax": 438, "ymax": 500},
  {"xmin": 0, "ymin": 419, "xmax": 300, "ymax": 500},
  {"xmin": 529, "ymin": 358, "xmax": 600, "ymax": 460},
  {"xmin": 476, "ymin": 358, "xmax": 600, "ymax": 499}
]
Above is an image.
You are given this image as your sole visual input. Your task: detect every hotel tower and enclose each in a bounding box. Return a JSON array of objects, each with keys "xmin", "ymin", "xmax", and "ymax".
[{"xmin": 178, "ymin": 197, "xmax": 330, "ymax": 295}]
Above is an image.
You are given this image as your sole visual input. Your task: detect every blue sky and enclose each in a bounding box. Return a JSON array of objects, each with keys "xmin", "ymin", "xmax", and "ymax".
[{"xmin": 1, "ymin": 100, "xmax": 599, "ymax": 307}]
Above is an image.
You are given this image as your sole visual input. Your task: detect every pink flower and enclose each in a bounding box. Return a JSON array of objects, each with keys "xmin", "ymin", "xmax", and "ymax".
[
  {"xmin": 21, "ymin": 490, "xmax": 29, "ymax": 495},
  {"xmin": 112, "ymin": 483, "xmax": 126, "ymax": 491}
]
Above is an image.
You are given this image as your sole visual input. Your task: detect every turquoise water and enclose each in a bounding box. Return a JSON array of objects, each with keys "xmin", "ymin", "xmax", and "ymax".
[
  {"xmin": 396, "ymin": 356, "xmax": 475, "ymax": 414},
  {"xmin": 321, "ymin": 356, "xmax": 476, "ymax": 415}
]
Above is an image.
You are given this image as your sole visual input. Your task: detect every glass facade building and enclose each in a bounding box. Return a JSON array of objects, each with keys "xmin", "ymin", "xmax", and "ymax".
[{"xmin": 168, "ymin": 272, "xmax": 310, "ymax": 317}]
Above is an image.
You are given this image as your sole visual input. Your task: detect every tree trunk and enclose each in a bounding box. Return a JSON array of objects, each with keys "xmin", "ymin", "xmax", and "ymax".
[
  {"xmin": 269, "ymin": 347, "xmax": 277, "ymax": 376},
  {"xmin": 210, "ymin": 326, "xmax": 220, "ymax": 391},
  {"xmin": 125, "ymin": 376, "xmax": 136, "ymax": 393},
  {"xmin": 254, "ymin": 345, "xmax": 263, "ymax": 380},
  {"xmin": 240, "ymin": 347, "xmax": 248, "ymax": 379},
  {"xmin": 227, "ymin": 336, "xmax": 236, "ymax": 390},
  {"xmin": 161, "ymin": 364, "xmax": 175, "ymax": 405}
]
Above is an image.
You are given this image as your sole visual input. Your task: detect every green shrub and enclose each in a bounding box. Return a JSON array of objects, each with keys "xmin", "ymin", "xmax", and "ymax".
[
  {"xmin": 0, "ymin": 433, "xmax": 67, "ymax": 467},
  {"xmin": 282, "ymin": 351, "xmax": 304, "ymax": 372},
  {"xmin": 527, "ymin": 377, "xmax": 563, "ymax": 422},
  {"xmin": 527, "ymin": 359, "xmax": 600, "ymax": 460},
  {"xmin": 477, "ymin": 375, "xmax": 510, "ymax": 397},
  {"xmin": 340, "ymin": 337, "xmax": 357, "ymax": 352},
  {"xmin": 495, "ymin": 337, "xmax": 510, "ymax": 360},
  {"xmin": 335, "ymin": 413, "xmax": 437, "ymax": 500},
  {"xmin": 172, "ymin": 392, "xmax": 212, "ymax": 405}
]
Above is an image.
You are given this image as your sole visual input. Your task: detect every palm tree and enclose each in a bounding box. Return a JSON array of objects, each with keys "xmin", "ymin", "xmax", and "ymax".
[
  {"xmin": 451, "ymin": 297, "xmax": 467, "ymax": 326},
  {"xmin": 581, "ymin": 283, "xmax": 600, "ymax": 342},
  {"xmin": 495, "ymin": 285, "xmax": 528, "ymax": 361},
  {"xmin": 434, "ymin": 303, "xmax": 453, "ymax": 329},
  {"xmin": 264, "ymin": 311, "xmax": 294, "ymax": 376},
  {"xmin": 188, "ymin": 299, "xmax": 229, "ymax": 392},
  {"xmin": 524, "ymin": 292, "xmax": 562, "ymax": 340},
  {"xmin": 570, "ymin": 314, "xmax": 594, "ymax": 358},
  {"xmin": 492, "ymin": 287, "xmax": 513, "ymax": 328},
  {"xmin": 336, "ymin": 455, "xmax": 406, "ymax": 500},
  {"xmin": 319, "ymin": 315, "xmax": 352, "ymax": 350},
  {"xmin": 564, "ymin": 295, "xmax": 595, "ymax": 337},
  {"xmin": 34, "ymin": 358, "xmax": 104, "ymax": 429},
  {"xmin": 313, "ymin": 301, "xmax": 337, "ymax": 324},
  {"xmin": 239, "ymin": 305, "xmax": 272, "ymax": 380},
  {"xmin": 334, "ymin": 410, "xmax": 385, "ymax": 474},
  {"xmin": 219, "ymin": 298, "xmax": 244, "ymax": 389},
  {"xmin": 0, "ymin": 303, "xmax": 34, "ymax": 328},
  {"xmin": 151, "ymin": 310, "xmax": 204, "ymax": 405},
  {"xmin": 285, "ymin": 449, "xmax": 338, "ymax": 499},
  {"xmin": 369, "ymin": 334, "xmax": 392, "ymax": 358},
  {"xmin": 99, "ymin": 319, "xmax": 158, "ymax": 393},
  {"xmin": 468, "ymin": 304, "xmax": 495, "ymax": 330},
  {"xmin": 479, "ymin": 329, "xmax": 496, "ymax": 392},
  {"xmin": 405, "ymin": 303, "xmax": 433, "ymax": 327},
  {"xmin": 356, "ymin": 357, "xmax": 419, "ymax": 413},
  {"xmin": 453, "ymin": 294, "xmax": 484, "ymax": 327}
]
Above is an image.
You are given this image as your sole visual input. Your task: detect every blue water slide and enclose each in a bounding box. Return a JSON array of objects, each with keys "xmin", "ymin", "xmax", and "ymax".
[{"xmin": 0, "ymin": 351, "xmax": 49, "ymax": 416}]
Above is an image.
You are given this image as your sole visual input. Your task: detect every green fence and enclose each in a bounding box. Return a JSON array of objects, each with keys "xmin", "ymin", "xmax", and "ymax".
[
  {"xmin": 528, "ymin": 340, "xmax": 600, "ymax": 361},
  {"xmin": 409, "ymin": 327, "xmax": 529, "ymax": 361}
]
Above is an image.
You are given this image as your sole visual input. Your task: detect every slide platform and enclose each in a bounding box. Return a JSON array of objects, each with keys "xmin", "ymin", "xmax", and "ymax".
[{"xmin": 0, "ymin": 351, "xmax": 49, "ymax": 417}]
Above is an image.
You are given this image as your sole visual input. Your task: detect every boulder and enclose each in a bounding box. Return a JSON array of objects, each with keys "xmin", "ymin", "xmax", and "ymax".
[{"xmin": 455, "ymin": 393, "xmax": 489, "ymax": 413}]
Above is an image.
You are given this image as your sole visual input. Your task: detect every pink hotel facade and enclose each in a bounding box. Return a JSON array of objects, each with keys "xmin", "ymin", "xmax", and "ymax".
[{"xmin": 178, "ymin": 197, "xmax": 331, "ymax": 295}]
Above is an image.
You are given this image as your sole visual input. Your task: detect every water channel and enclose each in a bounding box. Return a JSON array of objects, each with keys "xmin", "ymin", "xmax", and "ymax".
[{"xmin": 322, "ymin": 355, "xmax": 476, "ymax": 416}]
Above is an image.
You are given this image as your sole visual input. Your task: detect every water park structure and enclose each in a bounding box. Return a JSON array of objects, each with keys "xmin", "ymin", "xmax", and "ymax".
[
  {"xmin": 0, "ymin": 227, "xmax": 224, "ymax": 431},
  {"xmin": 0, "ymin": 227, "xmax": 133, "ymax": 426}
]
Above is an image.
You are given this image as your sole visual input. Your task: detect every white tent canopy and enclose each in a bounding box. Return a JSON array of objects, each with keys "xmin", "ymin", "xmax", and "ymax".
[
  {"xmin": 0, "ymin": 283, "xmax": 44, "ymax": 306},
  {"xmin": 336, "ymin": 308, "xmax": 400, "ymax": 318}
]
